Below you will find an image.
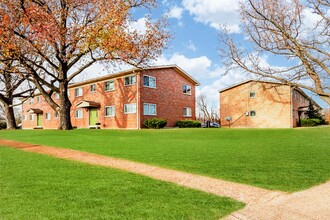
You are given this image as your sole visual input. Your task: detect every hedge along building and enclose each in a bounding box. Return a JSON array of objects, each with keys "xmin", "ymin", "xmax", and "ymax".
[
  {"xmin": 22, "ymin": 65, "xmax": 199, "ymax": 129},
  {"xmin": 219, "ymin": 80, "xmax": 322, "ymax": 128}
]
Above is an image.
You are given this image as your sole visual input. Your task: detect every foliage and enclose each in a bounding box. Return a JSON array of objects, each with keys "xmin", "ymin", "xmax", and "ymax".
[
  {"xmin": 0, "ymin": 0, "xmax": 171, "ymax": 129},
  {"xmin": 0, "ymin": 147, "xmax": 243, "ymax": 219},
  {"xmin": 219, "ymin": 0, "xmax": 330, "ymax": 104},
  {"xmin": 176, "ymin": 120, "xmax": 201, "ymax": 128},
  {"xmin": 305, "ymin": 102, "xmax": 322, "ymax": 119},
  {"xmin": 0, "ymin": 121, "xmax": 6, "ymax": 129},
  {"xmin": 1, "ymin": 128, "xmax": 330, "ymax": 192},
  {"xmin": 143, "ymin": 118, "xmax": 167, "ymax": 129},
  {"xmin": 300, "ymin": 118, "xmax": 327, "ymax": 127}
]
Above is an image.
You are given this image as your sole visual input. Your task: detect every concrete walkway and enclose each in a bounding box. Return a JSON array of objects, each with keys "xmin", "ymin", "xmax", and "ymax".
[{"xmin": 1, "ymin": 139, "xmax": 329, "ymax": 219}]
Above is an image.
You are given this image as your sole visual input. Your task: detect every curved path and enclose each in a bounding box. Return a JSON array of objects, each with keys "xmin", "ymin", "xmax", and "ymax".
[{"xmin": 1, "ymin": 139, "xmax": 329, "ymax": 219}]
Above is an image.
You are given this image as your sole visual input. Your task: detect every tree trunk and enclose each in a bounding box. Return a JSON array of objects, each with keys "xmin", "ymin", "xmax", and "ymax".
[
  {"xmin": 4, "ymin": 102, "xmax": 17, "ymax": 130},
  {"xmin": 58, "ymin": 82, "xmax": 73, "ymax": 130}
]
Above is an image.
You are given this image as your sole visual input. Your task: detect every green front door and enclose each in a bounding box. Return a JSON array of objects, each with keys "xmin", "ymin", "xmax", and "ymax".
[
  {"xmin": 89, "ymin": 109, "xmax": 98, "ymax": 126},
  {"xmin": 37, "ymin": 114, "xmax": 42, "ymax": 126}
]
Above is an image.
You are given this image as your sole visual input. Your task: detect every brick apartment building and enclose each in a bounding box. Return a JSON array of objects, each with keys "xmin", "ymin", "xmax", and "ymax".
[
  {"xmin": 22, "ymin": 65, "xmax": 199, "ymax": 129},
  {"xmin": 219, "ymin": 80, "xmax": 322, "ymax": 128}
]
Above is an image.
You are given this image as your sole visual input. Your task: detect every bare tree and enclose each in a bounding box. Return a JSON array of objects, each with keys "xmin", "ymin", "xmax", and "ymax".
[
  {"xmin": 219, "ymin": 0, "xmax": 330, "ymax": 105},
  {"xmin": 197, "ymin": 93, "xmax": 220, "ymax": 123}
]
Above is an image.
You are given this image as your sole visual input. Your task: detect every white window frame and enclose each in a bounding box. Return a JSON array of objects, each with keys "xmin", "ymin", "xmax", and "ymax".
[
  {"xmin": 250, "ymin": 110, "xmax": 256, "ymax": 117},
  {"xmin": 183, "ymin": 85, "xmax": 192, "ymax": 95},
  {"xmin": 29, "ymin": 97, "xmax": 34, "ymax": 104},
  {"xmin": 54, "ymin": 111, "xmax": 59, "ymax": 118},
  {"xmin": 75, "ymin": 88, "xmax": 83, "ymax": 97},
  {"xmin": 105, "ymin": 80, "xmax": 115, "ymax": 91},
  {"xmin": 124, "ymin": 75, "xmax": 136, "ymax": 86},
  {"xmin": 45, "ymin": 113, "xmax": 51, "ymax": 120},
  {"xmin": 75, "ymin": 109, "xmax": 83, "ymax": 118},
  {"xmin": 143, "ymin": 103, "xmax": 157, "ymax": 116},
  {"xmin": 90, "ymin": 84, "xmax": 96, "ymax": 92},
  {"xmin": 124, "ymin": 103, "xmax": 137, "ymax": 114},
  {"xmin": 143, "ymin": 75, "xmax": 156, "ymax": 88},
  {"xmin": 105, "ymin": 106, "xmax": 115, "ymax": 117},
  {"xmin": 183, "ymin": 107, "xmax": 192, "ymax": 117},
  {"xmin": 249, "ymin": 92, "xmax": 256, "ymax": 98},
  {"xmin": 23, "ymin": 115, "xmax": 26, "ymax": 121},
  {"xmin": 29, "ymin": 114, "xmax": 34, "ymax": 121},
  {"xmin": 37, "ymin": 96, "xmax": 41, "ymax": 103},
  {"xmin": 54, "ymin": 93, "xmax": 60, "ymax": 99}
]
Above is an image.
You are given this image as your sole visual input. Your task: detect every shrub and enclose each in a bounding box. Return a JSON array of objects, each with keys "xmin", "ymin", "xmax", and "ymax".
[
  {"xmin": 176, "ymin": 120, "xmax": 201, "ymax": 128},
  {"xmin": 143, "ymin": 118, "xmax": 167, "ymax": 129},
  {"xmin": 300, "ymin": 118, "xmax": 327, "ymax": 127},
  {"xmin": 0, "ymin": 122, "xmax": 7, "ymax": 130}
]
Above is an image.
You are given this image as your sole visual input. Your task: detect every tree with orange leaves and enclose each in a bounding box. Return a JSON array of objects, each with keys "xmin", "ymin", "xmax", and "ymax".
[
  {"xmin": 0, "ymin": 0, "xmax": 170, "ymax": 129},
  {"xmin": 220, "ymin": 0, "xmax": 330, "ymax": 105}
]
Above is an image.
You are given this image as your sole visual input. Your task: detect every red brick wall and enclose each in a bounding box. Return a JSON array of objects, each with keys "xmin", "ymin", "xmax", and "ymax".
[
  {"xmin": 220, "ymin": 82, "xmax": 292, "ymax": 128},
  {"xmin": 22, "ymin": 95, "xmax": 60, "ymax": 129},
  {"xmin": 70, "ymin": 75, "xmax": 138, "ymax": 129},
  {"xmin": 22, "ymin": 67, "xmax": 197, "ymax": 129},
  {"xmin": 139, "ymin": 68, "xmax": 196, "ymax": 127}
]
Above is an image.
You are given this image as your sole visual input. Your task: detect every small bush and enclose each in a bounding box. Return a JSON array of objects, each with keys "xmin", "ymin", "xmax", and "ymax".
[
  {"xmin": 176, "ymin": 120, "xmax": 201, "ymax": 128},
  {"xmin": 143, "ymin": 118, "xmax": 167, "ymax": 129},
  {"xmin": 300, "ymin": 118, "xmax": 327, "ymax": 127},
  {"xmin": 0, "ymin": 122, "xmax": 7, "ymax": 130}
]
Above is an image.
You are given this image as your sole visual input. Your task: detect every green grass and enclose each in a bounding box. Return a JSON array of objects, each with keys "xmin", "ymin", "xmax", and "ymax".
[
  {"xmin": 1, "ymin": 127, "xmax": 329, "ymax": 192},
  {"xmin": 0, "ymin": 147, "xmax": 243, "ymax": 220}
]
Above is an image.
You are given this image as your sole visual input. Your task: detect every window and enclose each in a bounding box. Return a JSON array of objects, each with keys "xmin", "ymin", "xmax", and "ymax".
[
  {"xmin": 143, "ymin": 75, "xmax": 156, "ymax": 88},
  {"xmin": 250, "ymin": 92, "xmax": 256, "ymax": 98},
  {"xmin": 46, "ymin": 113, "xmax": 51, "ymax": 120},
  {"xmin": 54, "ymin": 93, "xmax": 59, "ymax": 99},
  {"xmin": 29, "ymin": 114, "xmax": 34, "ymax": 120},
  {"xmin": 54, "ymin": 111, "xmax": 59, "ymax": 118},
  {"xmin": 37, "ymin": 96, "xmax": 41, "ymax": 103},
  {"xmin": 183, "ymin": 107, "xmax": 192, "ymax": 117},
  {"xmin": 124, "ymin": 75, "xmax": 136, "ymax": 86},
  {"xmin": 90, "ymin": 84, "xmax": 96, "ymax": 92},
  {"xmin": 23, "ymin": 115, "xmax": 26, "ymax": 121},
  {"xmin": 250, "ymin": 110, "xmax": 256, "ymax": 117},
  {"xmin": 143, "ymin": 103, "xmax": 156, "ymax": 115},
  {"xmin": 29, "ymin": 97, "xmax": 34, "ymax": 104},
  {"xmin": 75, "ymin": 88, "xmax": 83, "ymax": 97},
  {"xmin": 105, "ymin": 80, "xmax": 115, "ymax": 91},
  {"xmin": 105, "ymin": 106, "xmax": 115, "ymax": 117},
  {"xmin": 124, "ymin": 103, "xmax": 136, "ymax": 114},
  {"xmin": 75, "ymin": 109, "xmax": 83, "ymax": 118},
  {"xmin": 183, "ymin": 85, "xmax": 191, "ymax": 95}
]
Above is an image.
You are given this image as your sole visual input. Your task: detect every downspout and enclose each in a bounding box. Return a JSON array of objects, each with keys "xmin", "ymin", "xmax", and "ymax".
[
  {"xmin": 290, "ymin": 87, "xmax": 293, "ymax": 128},
  {"xmin": 136, "ymin": 71, "xmax": 140, "ymax": 129}
]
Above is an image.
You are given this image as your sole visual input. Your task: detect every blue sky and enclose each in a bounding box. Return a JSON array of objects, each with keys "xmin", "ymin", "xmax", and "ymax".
[{"xmin": 81, "ymin": 0, "xmax": 329, "ymax": 108}]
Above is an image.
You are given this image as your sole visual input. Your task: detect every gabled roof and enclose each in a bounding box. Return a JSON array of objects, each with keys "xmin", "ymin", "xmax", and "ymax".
[
  {"xmin": 218, "ymin": 79, "xmax": 322, "ymax": 109},
  {"xmin": 70, "ymin": 65, "xmax": 200, "ymax": 88},
  {"xmin": 218, "ymin": 79, "xmax": 284, "ymax": 93},
  {"xmin": 76, "ymin": 100, "xmax": 100, "ymax": 108}
]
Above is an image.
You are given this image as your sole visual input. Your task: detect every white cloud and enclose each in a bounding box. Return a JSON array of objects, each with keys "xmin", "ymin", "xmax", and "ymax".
[
  {"xmin": 156, "ymin": 53, "xmax": 212, "ymax": 79},
  {"xmin": 128, "ymin": 17, "xmax": 148, "ymax": 34},
  {"xmin": 182, "ymin": 0, "xmax": 241, "ymax": 33},
  {"xmin": 184, "ymin": 40, "xmax": 197, "ymax": 52},
  {"xmin": 166, "ymin": 5, "xmax": 184, "ymax": 20}
]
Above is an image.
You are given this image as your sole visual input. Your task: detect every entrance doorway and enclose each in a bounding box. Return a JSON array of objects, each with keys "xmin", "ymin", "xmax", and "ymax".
[
  {"xmin": 89, "ymin": 109, "xmax": 98, "ymax": 126},
  {"xmin": 37, "ymin": 114, "xmax": 42, "ymax": 127}
]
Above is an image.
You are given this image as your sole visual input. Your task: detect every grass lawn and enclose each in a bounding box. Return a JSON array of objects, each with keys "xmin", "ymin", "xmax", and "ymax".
[
  {"xmin": 0, "ymin": 147, "xmax": 243, "ymax": 219},
  {"xmin": 1, "ymin": 127, "xmax": 329, "ymax": 192}
]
